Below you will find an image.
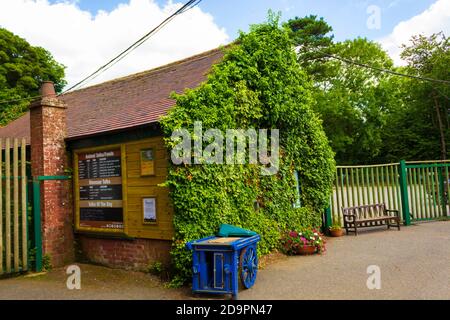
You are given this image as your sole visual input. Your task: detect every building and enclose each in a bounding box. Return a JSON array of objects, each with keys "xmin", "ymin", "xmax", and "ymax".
[{"xmin": 0, "ymin": 48, "xmax": 224, "ymax": 270}]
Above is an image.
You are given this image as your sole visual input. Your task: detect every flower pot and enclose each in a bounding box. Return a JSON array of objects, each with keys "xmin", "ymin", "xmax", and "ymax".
[
  {"xmin": 329, "ymin": 229, "xmax": 344, "ymax": 237},
  {"xmin": 297, "ymin": 245, "xmax": 317, "ymax": 255}
]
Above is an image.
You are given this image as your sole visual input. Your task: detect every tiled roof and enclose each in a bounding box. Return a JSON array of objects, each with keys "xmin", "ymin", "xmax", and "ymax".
[{"xmin": 0, "ymin": 48, "xmax": 224, "ymax": 143}]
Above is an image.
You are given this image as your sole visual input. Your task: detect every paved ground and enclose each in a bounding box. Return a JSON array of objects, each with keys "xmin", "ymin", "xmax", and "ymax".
[
  {"xmin": 0, "ymin": 221, "xmax": 449, "ymax": 300},
  {"xmin": 240, "ymin": 220, "xmax": 450, "ymax": 300}
]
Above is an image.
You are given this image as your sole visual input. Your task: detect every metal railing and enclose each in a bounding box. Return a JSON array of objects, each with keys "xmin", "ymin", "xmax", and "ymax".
[{"xmin": 326, "ymin": 160, "xmax": 449, "ymax": 228}]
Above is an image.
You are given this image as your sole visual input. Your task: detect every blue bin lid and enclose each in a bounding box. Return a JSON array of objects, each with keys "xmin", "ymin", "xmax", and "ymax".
[{"xmin": 217, "ymin": 224, "xmax": 257, "ymax": 237}]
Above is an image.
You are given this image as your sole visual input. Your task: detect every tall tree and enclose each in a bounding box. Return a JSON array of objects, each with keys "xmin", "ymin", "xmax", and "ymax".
[
  {"xmin": 313, "ymin": 38, "xmax": 396, "ymax": 164},
  {"xmin": 286, "ymin": 15, "xmax": 397, "ymax": 164},
  {"xmin": 380, "ymin": 33, "xmax": 449, "ymax": 162},
  {"xmin": 399, "ymin": 33, "xmax": 450, "ymax": 160},
  {"xmin": 284, "ymin": 15, "xmax": 335, "ymax": 81},
  {"xmin": 0, "ymin": 28, "xmax": 66, "ymax": 125}
]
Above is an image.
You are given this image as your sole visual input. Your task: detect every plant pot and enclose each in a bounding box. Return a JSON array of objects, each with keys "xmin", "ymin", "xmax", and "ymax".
[
  {"xmin": 297, "ymin": 245, "xmax": 317, "ymax": 255},
  {"xmin": 329, "ymin": 228, "xmax": 344, "ymax": 237}
]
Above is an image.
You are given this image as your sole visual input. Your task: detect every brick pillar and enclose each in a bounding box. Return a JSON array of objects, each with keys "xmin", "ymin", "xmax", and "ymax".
[{"xmin": 30, "ymin": 81, "xmax": 74, "ymax": 267}]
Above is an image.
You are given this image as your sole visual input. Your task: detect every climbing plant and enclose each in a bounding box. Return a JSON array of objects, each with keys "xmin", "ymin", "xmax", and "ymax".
[{"xmin": 160, "ymin": 15, "xmax": 335, "ymax": 285}]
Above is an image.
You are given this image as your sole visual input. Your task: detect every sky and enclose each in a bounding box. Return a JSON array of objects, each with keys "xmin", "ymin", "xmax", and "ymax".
[{"xmin": 0, "ymin": 0, "xmax": 448, "ymax": 90}]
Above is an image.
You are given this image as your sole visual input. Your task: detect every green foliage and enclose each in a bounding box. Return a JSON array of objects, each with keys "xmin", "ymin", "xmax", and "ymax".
[
  {"xmin": 284, "ymin": 15, "xmax": 335, "ymax": 81},
  {"xmin": 329, "ymin": 222, "xmax": 342, "ymax": 231},
  {"xmin": 381, "ymin": 33, "xmax": 450, "ymax": 162},
  {"xmin": 161, "ymin": 17, "xmax": 335, "ymax": 284},
  {"xmin": 0, "ymin": 27, "xmax": 66, "ymax": 125},
  {"xmin": 147, "ymin": 261, "xmax": 168, "ymax": 280},
  {"xmin": 285, "ymin": 16, "xmax": 395, "ymax": 164},
  {"xmin": 42, "ymin": 254, "xmax": 52, "ymax": 272},
  {"xmin": 286, "ymin": 15, "xmax": 449, "ymax": 165},
  {"xmin": 313, "ymin": 38, "xmax": 396, "ymax": 164}
]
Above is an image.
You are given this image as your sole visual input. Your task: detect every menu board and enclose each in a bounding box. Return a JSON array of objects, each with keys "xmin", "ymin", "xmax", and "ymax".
[{"xmin": 76, "ymin": 149, "xmax": 124, "ymax": 231}]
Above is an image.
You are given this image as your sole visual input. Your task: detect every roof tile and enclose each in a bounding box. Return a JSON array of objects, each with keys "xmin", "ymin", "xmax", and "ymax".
[{"xmin": 0, "ymin": 48, "xmax": 224, "ymax": 143}]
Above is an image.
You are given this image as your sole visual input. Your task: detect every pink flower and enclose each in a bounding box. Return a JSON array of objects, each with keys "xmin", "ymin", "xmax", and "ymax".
[{"xmin": 289, "ymin": 231, "xmax": 298, "ymax": 238}]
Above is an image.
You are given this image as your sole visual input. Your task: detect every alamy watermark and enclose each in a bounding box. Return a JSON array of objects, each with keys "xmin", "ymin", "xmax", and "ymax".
[
  {"xmin": 66, "ymin": 265, "xmax": 81, "ymax": 290},
  {"xmin": 170, "ymin": 122, "xmax": 280, "ymax": 175},
  {"xmin": 366, "ymin": 265, "xmax": 381, "ymax": 290},
  {"xmin": 367, "ymin": 5, "xmax": 381, "ymax": 30}
]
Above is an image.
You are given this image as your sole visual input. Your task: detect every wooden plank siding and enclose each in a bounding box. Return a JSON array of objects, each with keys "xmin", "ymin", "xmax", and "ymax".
[
  {"xmin": 0, "ymin": 137, "xmax": 28, "ymax": 275},
  {"xmin": 125, "ymin": 137, "xmax": 174, "ymax": 240},
  {"xmin": 73, "ymin": 136, "xmax": 174, "ymax": 240}
]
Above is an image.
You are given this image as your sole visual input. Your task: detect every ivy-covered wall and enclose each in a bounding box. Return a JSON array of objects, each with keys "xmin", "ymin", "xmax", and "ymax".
[{"xmin": 161, "ymin": 17, "xmax": 335, "ymax": 285}]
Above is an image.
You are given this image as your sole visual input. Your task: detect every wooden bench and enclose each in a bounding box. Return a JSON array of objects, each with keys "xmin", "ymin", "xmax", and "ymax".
[{"xmin": 342, "ymin": 203, "xmax": 401, "ymax": 235}]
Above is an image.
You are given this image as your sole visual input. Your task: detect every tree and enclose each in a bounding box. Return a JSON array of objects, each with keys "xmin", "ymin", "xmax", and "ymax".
[
  {"xmin": 399, "ymin": 33, "xmax": 450, "ymax": 160},
  {"xmin": 0, "ymin": 27, "xmax": 66, "ymax": 125},
  {"xmin": 379, "ymin": 33, "xmax": 449, "ymax": 162},
  {"xmin": 285, "ymin": 16, "xmax": 449, "ymax": 164},
  {"xmin": 314, "ymin": 38, "xmax": 396, "ymax": 164},
  {"xmin": 284, "ymin": 15, "xmax": 335, "ymax": 81},
  {"xmin": 285, "ymin": 16, "xmax": 399, "ymax": 164}
]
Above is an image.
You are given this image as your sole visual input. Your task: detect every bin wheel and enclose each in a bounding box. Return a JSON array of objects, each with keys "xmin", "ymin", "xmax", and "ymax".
[{"xmin": 239, "ymin": 246, "xmax": 258, "ymax": 289}]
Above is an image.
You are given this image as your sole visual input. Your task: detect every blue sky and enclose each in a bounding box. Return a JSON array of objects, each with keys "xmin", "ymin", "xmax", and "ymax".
[
  {"xmin": 70, "ymin": 0, "xmax": 436, "ymax": 41},
  {"xmin": 6, "ymin": 0, "xmax": 444, "ymax": 88}
]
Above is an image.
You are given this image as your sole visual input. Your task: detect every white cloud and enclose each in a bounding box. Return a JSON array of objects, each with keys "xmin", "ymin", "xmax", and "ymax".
[
  {"xmin": 379, "ymin": 0, "xmax": 450, "ymax": 66},
  {"xmin": 0, "ymin": 0, "xmax": 229, "ymax": 89}
]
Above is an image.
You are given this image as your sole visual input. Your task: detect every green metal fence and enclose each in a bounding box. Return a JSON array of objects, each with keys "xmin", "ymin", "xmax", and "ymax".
[
  {"xmin": 327, "ymin": 160, "xmax": 449, "ymax": 227},
  {"xmin": 404, "ymin": 160, "xmax": 449, "ymax": 221}
]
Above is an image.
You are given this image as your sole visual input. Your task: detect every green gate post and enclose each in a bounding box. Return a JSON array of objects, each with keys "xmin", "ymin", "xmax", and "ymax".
[
  {"xmin": 32, "ymin": 179, "xmax": 43, "ymax": 272},
  {"xmin": 324, "ymin": 206, "xmax": 332, "ymax": 231},
  {"xmin": 438, "ymin": 168, "xmax": 446, "ymax": 216},
  {"xmin": 31, "ymin": 175, "xmax": 71, "ymax": 272},
  {"xmin": 399, "ymin": 160, "xmax": 411, "ymax": 226}
]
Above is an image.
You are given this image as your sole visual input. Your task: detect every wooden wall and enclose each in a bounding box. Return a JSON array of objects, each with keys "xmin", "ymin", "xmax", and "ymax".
[
  {"xmin": 73, "ymin": 136, "xmax": 174, "ymax": 240},
  {"xmin": 125, "ymin": 137, "xmax": 174, "ymax": 240}
]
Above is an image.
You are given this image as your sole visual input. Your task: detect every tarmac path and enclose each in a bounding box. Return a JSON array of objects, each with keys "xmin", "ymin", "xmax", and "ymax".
[{"xmin": 1, "ymin": 221, "xmax": 449, "ymax": 300}]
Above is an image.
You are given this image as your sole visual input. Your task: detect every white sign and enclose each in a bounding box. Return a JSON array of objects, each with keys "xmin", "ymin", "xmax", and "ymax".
[{"xmin": 143, "ymin": 198, "xmax": 156, "ymax": 223}]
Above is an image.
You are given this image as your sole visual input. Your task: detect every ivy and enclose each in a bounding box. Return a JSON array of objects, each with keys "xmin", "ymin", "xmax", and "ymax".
[{"xmin": 161, "ymin": 16, "xmax": 335, "ymax": 285}]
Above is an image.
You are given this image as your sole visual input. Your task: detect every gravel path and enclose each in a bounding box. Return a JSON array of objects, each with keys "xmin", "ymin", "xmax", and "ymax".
[{"xmin": 1, "ymin": 221, "xmax": 449, "ymax": 300}]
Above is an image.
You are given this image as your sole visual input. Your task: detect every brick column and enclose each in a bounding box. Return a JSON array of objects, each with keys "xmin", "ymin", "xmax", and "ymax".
[{"xmin": 30, "ymin": 81, "xmax": 74, "ymax": 267}]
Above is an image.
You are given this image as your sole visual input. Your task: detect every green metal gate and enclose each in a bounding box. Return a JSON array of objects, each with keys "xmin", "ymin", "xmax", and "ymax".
[
  {"xmin": 403, "ymin": 160, "xmax": 449, "ymax": 221},
  {"xmin": 326, "ymin": 160, "xmax": 449, "ymax": 228}
]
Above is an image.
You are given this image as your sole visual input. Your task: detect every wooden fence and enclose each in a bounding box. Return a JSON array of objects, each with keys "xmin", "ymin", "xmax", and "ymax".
[{"xmin": 1, "ymin": 137, "xmax": 28, "ymax": 275}]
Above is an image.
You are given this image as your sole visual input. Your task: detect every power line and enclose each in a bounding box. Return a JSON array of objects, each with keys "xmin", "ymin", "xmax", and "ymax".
[
  {"xmin": 179, "ymin": 0, "xmax": 202, "ymax": 13},
  {"xmin": 60, "ymin": 0, "xmax": 202, "ymax": 94},
  {"xmin": 0, "ymin": 0, "xmax": 203, "ymax": 106},
  {"xmin": 0, "ymin": 95, "xmax": 41, "ymax": 105},
  {"xmin": 323, "ymin": 52, "xmax": 450, "ymax": 85}
]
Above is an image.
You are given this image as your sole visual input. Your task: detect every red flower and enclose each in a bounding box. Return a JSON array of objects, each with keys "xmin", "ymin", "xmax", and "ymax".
[{"xmin": 289, "ymin": 231, "xmax": 298, "ymax": 238}]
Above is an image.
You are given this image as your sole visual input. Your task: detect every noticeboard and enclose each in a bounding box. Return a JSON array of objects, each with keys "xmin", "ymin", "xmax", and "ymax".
[
  {"xmin": 75, "ymin": 147, "xmax": 125, "ymax": 233},
  {"xmin": 140, "ymin": 148, "xmax": 155, "ymax": 176},
  {"xmin": 143, "ymin": 197, "xmax": 157, "ymax": 224}
]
